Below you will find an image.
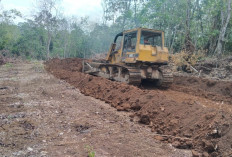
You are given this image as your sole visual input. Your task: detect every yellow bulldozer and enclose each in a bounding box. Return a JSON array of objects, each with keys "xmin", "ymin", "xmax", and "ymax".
[{"xmin": 83, "ymin": 28, "xmax": 173, "ymax": 87}]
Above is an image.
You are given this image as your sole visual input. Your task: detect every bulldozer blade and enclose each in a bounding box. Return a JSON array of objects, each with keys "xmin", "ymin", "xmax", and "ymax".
[
  {"xmin": 82, "ymin": 61, "xmax": 99, "ymax": 75},
  {"xmin": 86, "ymin": 62, "xmax": 93, "ymax": 69}
]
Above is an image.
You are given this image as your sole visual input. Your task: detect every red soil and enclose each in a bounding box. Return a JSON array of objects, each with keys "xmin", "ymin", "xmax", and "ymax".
[{"xmin": 45, "ymin": 58, "xmax": 232, "ymax": 157}]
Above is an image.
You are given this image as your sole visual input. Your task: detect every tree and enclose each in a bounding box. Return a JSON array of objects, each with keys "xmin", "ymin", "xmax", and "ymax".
[
  {"xmin": 59, "ymin": 18, "xmax": 70, "ymax": 58},
  {"xmin": 214, "ymin": 0, "xmax": 231, "ymax": 56},
  {"xmin": 12, "ymin": 21, "xmax": 46, "ymax": 59},
  {"xmin": 102, "ymin": 0, "xmax": 144, "ymax": 30},
  {"xmin": 1, "ymin": 0, "xmax": 232, "ymax": 60},
  {"xmin": 34, "ymin": 0, "xmax": 60, "ymax": 59},
  {"xmin": 0, "ymin": 9, "xmax": 21, "ymax": 24}
]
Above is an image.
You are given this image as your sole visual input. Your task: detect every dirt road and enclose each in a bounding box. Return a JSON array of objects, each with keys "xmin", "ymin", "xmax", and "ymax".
[{"xmin": 0, "ymin": 61, "xmax": 192, "ymax": 156}]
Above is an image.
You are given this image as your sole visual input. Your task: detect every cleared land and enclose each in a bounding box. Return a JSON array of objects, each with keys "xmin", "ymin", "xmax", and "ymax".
[{"xmin": 0, "ymin": 61, "xmax": 192, "ymax": 156}]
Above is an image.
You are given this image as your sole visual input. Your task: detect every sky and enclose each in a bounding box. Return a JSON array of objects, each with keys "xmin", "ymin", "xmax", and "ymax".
[{"xmin": 1, "ymin": 0, "xmax": 103, "ymax": 23}]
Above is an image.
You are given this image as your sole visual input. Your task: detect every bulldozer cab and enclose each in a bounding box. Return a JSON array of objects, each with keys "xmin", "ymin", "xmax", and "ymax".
[
  {"xmin": 140, "ymin": 31, "xmax": 162, "ymax": 46},
  {"xmin": 106, "ymin": 28, "xmax": 169, "ymax": 65}
]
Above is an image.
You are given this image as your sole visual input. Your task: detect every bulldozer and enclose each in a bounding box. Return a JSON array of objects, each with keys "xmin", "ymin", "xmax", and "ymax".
[{"xmin": 82, "ymin": 28, "xmax": 173, "ymax": 87}]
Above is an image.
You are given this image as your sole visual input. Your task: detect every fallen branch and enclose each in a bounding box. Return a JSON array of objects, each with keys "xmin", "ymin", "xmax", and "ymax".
[{"xmin": 190, "ymin": 65, "xmax": 198, "ymax": 73}]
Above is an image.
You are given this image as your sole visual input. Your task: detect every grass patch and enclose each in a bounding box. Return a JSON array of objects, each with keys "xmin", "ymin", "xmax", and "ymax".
[
  {"xmin": 0, "ymin": 63, "xmax": 14, "ymax": 69},
  {"xmin": 5, "ymin": 63, "xmax": 13, "ymax": 68},
  {"xmin": 85, "ymin": 145, "xmax": 95, "ymax": 157},
  {"xmin": 31, "ymin": 60, "xmax": 44, "ymax": 72}
]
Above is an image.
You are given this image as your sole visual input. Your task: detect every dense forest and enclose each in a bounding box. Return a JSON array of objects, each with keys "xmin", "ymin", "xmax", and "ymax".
[{"xmin": 0, "ymin": 0, "xmax": 231, "ymax": 60}]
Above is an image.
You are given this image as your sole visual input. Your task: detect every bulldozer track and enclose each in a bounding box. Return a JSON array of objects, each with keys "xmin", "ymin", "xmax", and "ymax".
[
  {"xmin": 83, "ymin": 61, "xmax": 173, "ymax": 87},
  {"xmin": 100, "ymin": 64, "xmax": 141, "ymax": 86},
  {"xmin": 125, "ymin": 67, "xmax": 141, "ymax": 86},
  {"xmin": 158, "ymin": 65, "xmax": 173, "ymax": 88},
  {"xmin": 160, "ymin": 73, "xmax": 173, "ymax": 88},
  {"xmin": 82, "ymin": 61, "xmax": 142, "ymax": 86}
]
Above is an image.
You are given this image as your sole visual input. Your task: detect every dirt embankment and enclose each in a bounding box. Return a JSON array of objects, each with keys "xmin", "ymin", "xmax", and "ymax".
[
  {"xmin": 172, "ymin": 76, "xmax": 232, "ymax": 104},
  {"xmin": 45, "ymin": 58, "xmax": 232, "ymax": 157}
]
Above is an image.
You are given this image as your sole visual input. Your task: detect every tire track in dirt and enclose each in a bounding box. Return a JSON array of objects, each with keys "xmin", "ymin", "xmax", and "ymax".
[{"xmin": 45, "ymin": 58, "xmax": 232, "ymax": 157}]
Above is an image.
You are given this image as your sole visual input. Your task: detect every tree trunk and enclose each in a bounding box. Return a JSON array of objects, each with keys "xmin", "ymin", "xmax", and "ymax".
[
  {"xmin": 205, "ymin": 12, "xmax": 221, "ymax": 55},
  {"xmin": 214, "ymin": 0, "xmax": 231, "ymax": 56},
  {"xmin": 122, "ymin": 1, "xmax": 131, "ymax": 30},
  {"xmin": 134, "ymin": 0, "xmax": 138, "ymax": 27},
  {"xmin": 63, "ymin": 42, "xmax": 67, "ymax": 58},
  {"xmin": 47, "ymin": 31, "xmax": 51, "ymax": 59},
  {"xmin": 63, "ymin": 33, "xmax": 68, "ymax": 58},
  {"xmin": 185, "ymin": 0, "xmax": 195, "ymax": 53}
]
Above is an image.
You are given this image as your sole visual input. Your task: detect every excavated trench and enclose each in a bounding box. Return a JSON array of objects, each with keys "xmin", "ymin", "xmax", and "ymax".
[{"xmin": 45, "ymin": 58, "xmax": 232, "ymax": 157}]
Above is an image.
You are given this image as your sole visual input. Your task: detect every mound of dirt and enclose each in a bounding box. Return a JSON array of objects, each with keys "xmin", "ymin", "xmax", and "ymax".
[
  {"xmin": 196, "ymin": 56, "xmax": 232, "ymax": 80},
  {"xmin": 172, "ymin": 76, "xmax": 232, "ymax": 104},
  {"xmin": 45, "ymin": 58, "xmax": 232, "ymax": 156}
]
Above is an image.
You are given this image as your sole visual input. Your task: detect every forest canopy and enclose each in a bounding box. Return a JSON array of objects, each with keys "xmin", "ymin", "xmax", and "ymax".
[{"xmin": 0, "ymin": 0, "xmax": 231, "ymax": 60}]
